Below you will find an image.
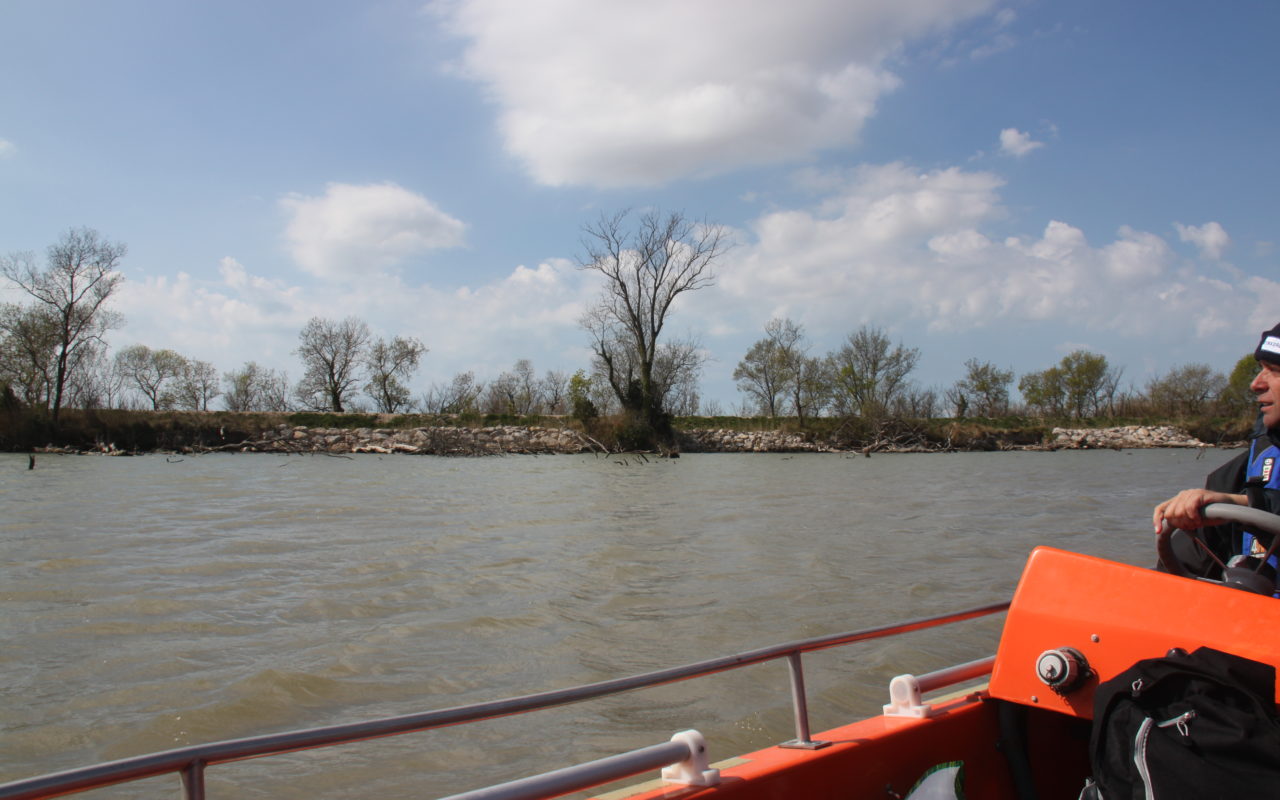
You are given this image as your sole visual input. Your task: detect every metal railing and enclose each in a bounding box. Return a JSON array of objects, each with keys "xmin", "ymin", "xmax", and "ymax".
[
  {"xmin": 437, "ymin": 730, "xmax": 719, "ymax": 800},
  {"xmin": 0, "ymin": 600, "xmax": 1009, "ymax": 800}
]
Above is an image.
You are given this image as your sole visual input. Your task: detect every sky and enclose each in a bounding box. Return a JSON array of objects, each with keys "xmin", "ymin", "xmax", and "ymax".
[{"xmin": 2, "ymin": 0, "xmax": 1277, "ymax": 411}]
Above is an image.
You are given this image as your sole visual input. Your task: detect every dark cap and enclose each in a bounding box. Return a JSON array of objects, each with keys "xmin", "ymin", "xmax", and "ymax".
[{"xmin": 1257, "ymin": 323, "xmax": 1280, "ymax": 366}]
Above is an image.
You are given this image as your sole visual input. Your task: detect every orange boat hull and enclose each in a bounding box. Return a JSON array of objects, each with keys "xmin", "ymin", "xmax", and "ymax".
[{"xmin": 602, "ymin": 547, "xmax": 1280, "ymax": 800}]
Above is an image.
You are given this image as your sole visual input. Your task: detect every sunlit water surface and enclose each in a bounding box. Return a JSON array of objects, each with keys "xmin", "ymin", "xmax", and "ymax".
[{"xmin": 0, "ymin": 449, "xmax": 1227, "ymax": 797}]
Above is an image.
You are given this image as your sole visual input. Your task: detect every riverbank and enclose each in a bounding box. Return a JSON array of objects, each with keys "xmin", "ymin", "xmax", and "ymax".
[{"xmin": 27, "ymin": 420, "xmax": 1232, "ymax": 456}]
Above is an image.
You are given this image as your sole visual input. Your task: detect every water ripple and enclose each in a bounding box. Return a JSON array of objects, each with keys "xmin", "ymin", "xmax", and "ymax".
[{"xmin": 0, "ymin": 448, "xmax": 1225, "ymax": 796}]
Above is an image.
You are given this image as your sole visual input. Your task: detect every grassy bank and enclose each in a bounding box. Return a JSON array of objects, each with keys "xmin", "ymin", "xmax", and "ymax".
[
  {"xmin": 0, "ymin": 408, "xmax": 573, "ymax": 453},
  {"xmin": 0, "ymin": 405, "xmax": 1255, "ymax": 454}
]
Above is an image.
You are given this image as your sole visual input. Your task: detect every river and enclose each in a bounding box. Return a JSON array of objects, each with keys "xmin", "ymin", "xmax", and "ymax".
[{"xmin": 0, "ymin": 448, "xmax": 1229, "ymax": 798}]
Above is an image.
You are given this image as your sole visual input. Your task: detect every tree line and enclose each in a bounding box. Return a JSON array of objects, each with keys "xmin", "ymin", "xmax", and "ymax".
[
  {"xmin": 0, "ymin": 229, "xmax": 593, "ymax": 417},
  {"xmin": 0, "ymin": 223, "xmax": 1259, "ymax": 440},
  {"xmin": 732, "ymin": 319, "xmax": 1256, "ymax": 422}
]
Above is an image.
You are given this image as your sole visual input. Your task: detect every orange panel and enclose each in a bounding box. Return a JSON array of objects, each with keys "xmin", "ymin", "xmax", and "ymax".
[
  {"xmin": 989, "ymin": 547, "xmax": 1280, "ymax": 718},
  {"xmin": 603, "ymin": 548, "xmax": 1280, "ymax": 800}
]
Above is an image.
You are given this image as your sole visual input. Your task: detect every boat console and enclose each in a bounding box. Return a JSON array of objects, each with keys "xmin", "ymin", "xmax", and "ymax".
[{"xmin": 990, "ymin": 545, "xmax": 1280, "ymax": 718}]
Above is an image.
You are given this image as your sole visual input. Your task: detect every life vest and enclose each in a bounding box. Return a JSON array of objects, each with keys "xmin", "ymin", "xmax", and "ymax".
[{"xmin": 1240, "ymin": 438, "xmax": 1280, "ymax": 572}]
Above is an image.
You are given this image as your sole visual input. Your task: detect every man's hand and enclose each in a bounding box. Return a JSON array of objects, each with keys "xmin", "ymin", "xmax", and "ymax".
[{"xmin": 1153, "ymin": 489, "xmax": 1248, "ymax": 533}]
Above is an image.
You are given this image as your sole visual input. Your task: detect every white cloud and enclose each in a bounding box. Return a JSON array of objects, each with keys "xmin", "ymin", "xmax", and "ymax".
[
  {"xmin": 723, "ymin": 162, "xmax": 1006, "ymax": 307},
  {"xmin": 280, "ymin": 182, "xmax": 466, "ymax": 280},
  {"xmin": 993, "ymin": 7, "xmax": 1017, "ymax": 27},
  {"xmin": 998, "ymin": 127, "xmax": 1044, "ymax": 157},
  {"xmin": 435, "ymin": 0, "xmax": 1000, "ymax": 187},
  {"xmin": 1174, "ymin": 221, "xmax": 1231, "ymax": 261},
  {"xmin": 0, "ymin": 139, "xmax": 15, "ymax": 158},
  {"xmin": 709, "ymin": 161, "xmax": 1276, "ymax": 346},
  {"xmin": 1102, "ymin": 226, "xmax": 1173, "ymax": 281},
  {"xmin": 113, "ymin": 254, "xmax": 597, "ymax": 395},
  {"xmin": 114, "ymin": 260, "xmax": 306, "ymax": 361}
]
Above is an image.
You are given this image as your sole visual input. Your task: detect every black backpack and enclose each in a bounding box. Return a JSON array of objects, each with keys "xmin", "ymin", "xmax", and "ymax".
[{"xmin": 1082, "ymin": 646, "xmax": 1280, "ymax": 799}]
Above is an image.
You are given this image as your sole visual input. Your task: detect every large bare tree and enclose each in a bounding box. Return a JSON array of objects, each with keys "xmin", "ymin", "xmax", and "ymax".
[
  {"xmin": 1, "ymin": 228, "xmax": 126, "ymax": 421},
  {"xmin": 579, "ymin": 209, "xmax": 726, "ymax": 437},
  {"xmin": 294, "ymin": 316, "xmax": 371, "ymax": 412}
]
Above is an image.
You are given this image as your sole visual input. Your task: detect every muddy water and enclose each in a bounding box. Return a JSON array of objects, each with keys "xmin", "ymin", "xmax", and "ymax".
[{"xmin": 0, "ymin": 448, "xmax": 1225, "ymax": 797}]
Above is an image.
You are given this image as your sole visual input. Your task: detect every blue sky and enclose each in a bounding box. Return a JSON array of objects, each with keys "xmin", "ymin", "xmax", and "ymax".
[{"xmin": 2, "ymin": 0, "xmax": 1277, "ymax": 410}]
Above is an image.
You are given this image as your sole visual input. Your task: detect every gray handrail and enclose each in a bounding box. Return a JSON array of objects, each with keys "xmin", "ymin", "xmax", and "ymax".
[
  {"xmin": 0, "ymin": 600, "xmax": 1009, "ymax": 800},
  {"xmin": 437, "ymin": 741, "xmax": 688, "ymax": 800},
  {"xmin": 916, "ymin": 655, "xmax": 997, "ymax": 694},
  {"xmin": 438, "ymin": 732, "xmax": 713, "ymax": 800}
]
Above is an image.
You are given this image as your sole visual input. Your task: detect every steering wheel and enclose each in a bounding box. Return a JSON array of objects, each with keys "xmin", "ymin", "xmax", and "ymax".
[{"xmin": 1157, "ymin": 503, "xmax": 1280, "ymax": 595}]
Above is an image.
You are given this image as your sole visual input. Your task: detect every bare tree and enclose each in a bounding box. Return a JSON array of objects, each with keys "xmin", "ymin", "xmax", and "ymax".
[
  {"xmin": 258, "ymin": 369, "xmax": 291, "ymax": 411},
  {"xmin": 734, "ymin": 330, "xmax": 789, "ymax": 418},
  {"xmin": 114, "ymin": 345, "xmax": 187, "ymax": 410},
  {"xmin": 0, "ymin": 303, "xmax": 60, "ymax": 407},
  {"xmin": 424, "ymin": 371, "xmax": 484, "ymax": 414},
  {"xmin": 894, "ymin": 385, "xmax": 940, "ymax": 418},
  {"xmin": 1, "ymin": 228, "xmax": 126, "ymax": 421},
  {"xmin": 67, "ymin": 345, "xmax": 125, "ymax": 410},
  {"xmin": 364, "ymin": 336, "xmax": 426, "ymax": 413},
  {"xmin": 650, "ymin": 336, "xmax": 706, "ymax": 415},
  {"xmin": 294, "ymin": 316, "xmax": 371, "ymax": 412},
  {"xmin": 1144, "ymin": 363, "xmax": 1226, "ymax": 417},
  {"xmin": 758, "ymin": 318, "xmax": 831, "ymax": 424},
  {"xmin": 579, "ymin": 209, "xmax": 727, "ymax": 438},
  {"xmin": 174, "ymin": 359, "xmax": 221, "ymax": 411},
  {"xmin": 478, "ymin": 361, "xmax": 540, "ymax": 415},
  {"xmin": 540, "ymin": 369, "xmax": 569, "ymax": 415},
  {"xmin": 791, "ymin": 355, "xmax": 831, "ymax": 424},
  {"xmin": 512, "ymin": 359, "xmax": 540, "ymax": 414},
  {"xmin": 222, "ymin": 365, "xmax": 257, "ymax": 411},
  {"xmin": 734, "ymin": 317, "xmax": 816, "ymax": 419},
  {"xmin": 482, "ymin": 371, "xmax": 516, "ymax": 414},
  {"xmin": 223, "ymin": 362, "xmax": 290, "ymax": 411}
]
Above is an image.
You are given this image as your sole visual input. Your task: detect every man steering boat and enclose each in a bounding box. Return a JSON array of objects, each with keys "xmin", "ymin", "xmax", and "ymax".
[{"xmin": 1153, "ymin": 322, "xmax": 1280, "ymax": 581}]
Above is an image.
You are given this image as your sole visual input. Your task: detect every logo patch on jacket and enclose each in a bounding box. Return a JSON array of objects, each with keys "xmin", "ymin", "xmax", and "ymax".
[{"xmin": 1264, "ymin": 457, "xmax": 1275, "ymax": 484}]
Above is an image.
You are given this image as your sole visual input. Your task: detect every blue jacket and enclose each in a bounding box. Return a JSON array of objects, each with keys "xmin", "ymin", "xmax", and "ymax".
[
  {"xmin": 1239, "ymin": 435, "xmax": 1280, "ymax": 564},
  {"xmin": 1197, "ymin": 416, "xmax": 1280, "ymax": 571}
]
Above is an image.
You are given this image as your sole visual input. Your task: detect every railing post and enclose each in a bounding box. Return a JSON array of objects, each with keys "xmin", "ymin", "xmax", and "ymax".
[
  {"xmin": 778, "ymin": 652, "xmax": 830, "ymax": 750},
  {"xmin": 180, "ymin": 760, "xmax": 205, "ymax": 800}
]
